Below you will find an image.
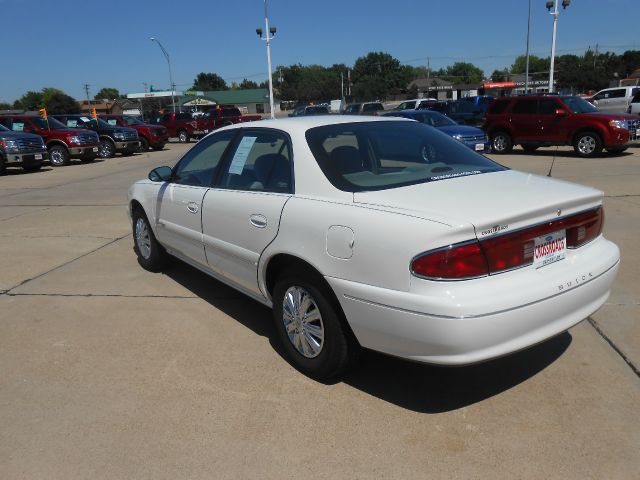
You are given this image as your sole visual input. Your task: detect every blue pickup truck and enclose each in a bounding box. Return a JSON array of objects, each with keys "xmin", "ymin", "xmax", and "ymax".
[{"xmin": 0, "ymin": 123, "xmax": 48, "ymax": 174}]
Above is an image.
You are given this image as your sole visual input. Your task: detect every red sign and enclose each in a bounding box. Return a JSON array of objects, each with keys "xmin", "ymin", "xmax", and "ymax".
[{"xmin": 483, "ymin": 82, "xmax": 516, "ymax": 89}]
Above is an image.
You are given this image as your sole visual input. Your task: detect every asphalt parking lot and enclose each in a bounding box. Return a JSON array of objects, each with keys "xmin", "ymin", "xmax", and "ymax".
[{"xmin": 1, "ymin": 143, "xmax": 639, "ymax": 479}]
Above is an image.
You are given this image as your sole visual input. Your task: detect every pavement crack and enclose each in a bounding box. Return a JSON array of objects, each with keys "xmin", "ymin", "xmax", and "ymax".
[
  {"xmin": 4, "ymin": 292, "xmax": 199, "ymax": 299},
  {"xmin": 0, "ymin": 234, "xmax": 118, "ymax": 240},
  {"xmin": 587, "ymin": 316, "xmax": 639, "ymax": 379},
  {"xmin": 4, "ymin": 233, "xmax": 132, "ymax": 294},
  {"xmin": 0, "ymin": 207, "xmax": 51, "ymax": 222}
]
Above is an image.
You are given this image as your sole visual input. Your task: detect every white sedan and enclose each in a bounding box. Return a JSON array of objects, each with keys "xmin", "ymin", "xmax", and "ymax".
[{"xmin": 128, "ymin": 116, "xmax": 620, "ymax": 379}]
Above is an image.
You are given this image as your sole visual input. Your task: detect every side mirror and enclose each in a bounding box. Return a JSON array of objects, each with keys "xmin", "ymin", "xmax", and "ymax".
[
  {"xmin": 555, "ymin": 109, "xmax": 567, "ymax": 117},
  {"xmin": 148, "ymin": 166, "xmax": 172, "ymax": 182}
]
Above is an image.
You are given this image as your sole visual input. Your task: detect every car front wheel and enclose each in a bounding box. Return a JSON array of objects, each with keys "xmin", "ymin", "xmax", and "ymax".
[
  {"xmin": 272, "ymin": 273, "xmax": 357, "ymax": 380},
  {"xmin": 132, "ymin": 208, "xmax": 167, "ymax": 272},
  {"xmin": 574, "ymin": 131, "xmax": 603, "ymax": 157},
  {"xmin": 491, "ymin": 131, "xmax": 513, "ymax": 154},
  {"xmin": 98, "ymin": 139, "xmax": 116, "ymax": 158},
  {"xmin": 48, "ymin": 145, "xmax": 70, "ymax": 166},
  {"xmin": 138, "ymin": 137, "xmax": 149, "ymax": 152},
  {"xmin": 177, "ymin": 130, "xmax": 190, "ymax": 143}
]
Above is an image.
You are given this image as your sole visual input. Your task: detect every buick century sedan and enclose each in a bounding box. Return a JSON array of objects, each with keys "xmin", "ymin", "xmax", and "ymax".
[{"xmin": 128, "ymin": 116, "xmax": 620, "ymax": 379}]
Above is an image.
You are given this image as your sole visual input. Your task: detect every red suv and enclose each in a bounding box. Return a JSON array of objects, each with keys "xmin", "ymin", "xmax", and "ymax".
[
  {"xmin": 484, "ymin": 95, "xmax": 639, "ymax": 157},
  {"xmin": 100, "ymin": 114, "xmax": 168, "ymax": 152}
]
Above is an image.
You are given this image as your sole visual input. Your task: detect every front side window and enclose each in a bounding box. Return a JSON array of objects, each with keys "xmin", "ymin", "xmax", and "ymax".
[
  {"xmin": 306, "ymin": 121, "xmax": 505, "ymax": 192},
  {"xmin": 220, "ymin": 130, "xmax": 292, "ymax": 193},
  {"xmin": 173, "ymin": 131, "xmax": 236, "ymax": 187},
  {"xmin": 561, "ymin": 97, "xmax": 598, "ymax": 114},
  {"xmin": 608, "ymin": 89, "xmax": 626, "ymax": 99},
  {"xmin": 512, "ymin": 99, "xmax": 537, "ymax": 114},
  {"xmin": 539, "ymin": 98, "xmax": 561, "ymax": 115}
]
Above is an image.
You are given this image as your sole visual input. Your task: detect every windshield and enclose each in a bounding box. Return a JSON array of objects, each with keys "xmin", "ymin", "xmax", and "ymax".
[
  {"xmin": 122, "ymin": 116, "xmax": 145, "ymax": 126},
  {"xmin": 31, "ymin": 117, "xmax": 67, "ymax": 130},
  {"xmin": 306, "ymin": 121, "xmax": 505, "ymax": 192},
  {"xmin": 562, "ymin": 96, "xmax": 599, "ymax": 114},
  {"xmin": 0, "ymin": 123, "xmax": 9, "ymax": 132},
  {"xmin": 413, "ymin": 111, "xmax": 457, "ymax": 127}
]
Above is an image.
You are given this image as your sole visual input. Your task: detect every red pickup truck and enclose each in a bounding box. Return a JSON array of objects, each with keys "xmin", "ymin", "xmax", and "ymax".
[
  {"xmin": 155, "ymin": 108, "xmax": 262, "ymax": 143},
  {"xmin": 0, "ymin": 115, "xmax": 99, "ymax": 166},
  {"xmin": 100, "ymin": 114, "xmax": 169, "ymax": 151}
]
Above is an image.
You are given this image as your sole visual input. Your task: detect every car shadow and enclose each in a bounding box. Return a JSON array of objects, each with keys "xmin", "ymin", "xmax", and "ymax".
[
  {"xmin": 160, "ymin": 258, "xmax": 572, "ymax": 413},
  {"xmin": 506, "ymin": 148, "xmax": 634, "ymax": 158},
  {"xmin": 3, "ymin": 166, "xmax": 53, "ymax": 176}
]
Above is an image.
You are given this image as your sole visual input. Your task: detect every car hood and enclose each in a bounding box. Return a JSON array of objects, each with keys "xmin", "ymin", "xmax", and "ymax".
[
  {"xmin": 437, "ymin": 125, "xmax": 485, "ymax": 136},
  {"xmin": 577, "ymin": 111, "xmax": 638, "ymax": 121},
  {"xmin": 353, "ymin": 170, "xmax": 602, "ymax": 237},
  {"xmin": 0, "ymin": 131, "xmax": 42, "ymax": 141}
]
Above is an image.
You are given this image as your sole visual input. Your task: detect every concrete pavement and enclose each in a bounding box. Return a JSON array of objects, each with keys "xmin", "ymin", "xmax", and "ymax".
[{"xmin": 0, "ymin": 143, "xmax": 638, "ymax": 479}]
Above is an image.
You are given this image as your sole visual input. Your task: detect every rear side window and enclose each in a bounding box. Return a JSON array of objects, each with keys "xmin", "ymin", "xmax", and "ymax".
[
  {"xmin": 363, "ymin": 103, "xmax": 384, "ymax": 112},
  {"xmin": 631, "ymin": 93, "xmax": 640, "ymax": 104},
  {"xmin": 488, "ymin": 99, "xmax": 510, "ymax": 114},
  {"xmin": 608, "ymin": 89, "xmax": 626, "ymax": 99},
  {"xmin": 512, "ymin": 99, "xmax": 537, "ymax": 114},
  {"xmin": 220, "ymin": 130, "xmax": 292, "ymax": 193},
  {"xmin": 177, "ymin": 113, "xmax": 193, "ymax": 120},
  {"xmin": 539, "ymin": 99, "xmax": 561, "ymax": 115}
]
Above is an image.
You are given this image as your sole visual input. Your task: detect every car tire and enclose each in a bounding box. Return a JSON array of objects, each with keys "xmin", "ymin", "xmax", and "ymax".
[
  {"xmin": 132, "ymin": 208, "xmax": 167, "ymax": 272},
  {"xmin": 98, "ymin": 139, "xmax": 116, "ymax": 158},
  {"xmin": 272, "ymin": 272, "xmax": 358, "ymax": 380},
  {"xmin": 138, "ymin": 137, "xmax": 150, "ymax": 152},
  {"xmin": 177, "ymin": 130, "xmax": 190, "ymax": 143},
  {"xmin": 521, "ymin": 144, "xmax": 539, "ymax": 152},
  {"xmin": 606, "ymin": 147, "xmax": 628, "ymax": 154},
  {"xmin": 48, "ymin": 145, "xmax": 70, "ymax": 166},
  {"xmin": 23, "ymin": 163, "xmax": 42, "ymax": 172},
  {"xmin": 0, "ymin": 155, "xmax": 6, "ymax": 175},
  {"xmin": 573, "ymin": 131, "xmax": 603, "ymax": 157},
  {"xmin": 152, "ymin": 145, "xmax": 165, "ymax": 151},
  {"xmin": 491, "ymin": 131, "xmax": 513, "ymax": 154}
]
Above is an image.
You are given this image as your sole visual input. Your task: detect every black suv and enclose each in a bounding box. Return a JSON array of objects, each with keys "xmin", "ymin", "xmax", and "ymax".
[
  {"xmin": 51, "ymin": 114, "xmax": 139, "ymax": 158},
  {"xmin": 0, "ymin": 123, "xmax": 48, "ymax": 174}
]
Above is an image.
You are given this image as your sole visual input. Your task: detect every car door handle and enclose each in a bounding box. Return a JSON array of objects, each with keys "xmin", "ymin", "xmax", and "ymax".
[
  {"xmin": 187, "ymin": 202, "xmax": 199, "ymax": 214},
  {"xmin": 249, "ymin": 214, "xmax": 267, "ymax": 228}
]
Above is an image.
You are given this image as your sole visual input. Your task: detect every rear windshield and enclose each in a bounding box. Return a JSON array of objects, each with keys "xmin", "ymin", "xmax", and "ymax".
[{"xmin": 305, "ymin": 121, "xmax": 505, "ymax": 192}]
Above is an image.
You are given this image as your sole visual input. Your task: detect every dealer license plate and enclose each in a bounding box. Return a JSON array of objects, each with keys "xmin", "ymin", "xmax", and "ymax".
[
  {"xmin": 475, "ymin": 144, "xmax": 484, "ymax": 151},
  {"xmin": 35, "ymin": 154, "xmax": 43, "ymax": 160},
  {"xmin": 92, "ymin": 147, "xmax": 99, "ymax": 152},
  {"xmin": 534, "ymin": 230, "xmax": 566, "ymax": 269}
]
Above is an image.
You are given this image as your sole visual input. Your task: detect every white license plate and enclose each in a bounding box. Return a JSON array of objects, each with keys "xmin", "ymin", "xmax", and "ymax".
[
  {"xmin": 35, "ymin": 154, "xmax": 43, "ymax": 160},
  {"xmin": 636, "ymin": 128, "xmax": 640, "ymax": 136},
  {"xmin": 204, "ymin": 129, "xmax": 209, "ymax": 134},
  {"xmin": 475, "ymin": 144, "xmax": 485, "ymax": 151},
  {"xmin": 534, "ymin": 230, "xmax": 566, "ymax": 269},
  {"xmin": 192, "ymin": 130, "xmax": 204, "ymax": 135},
  {"xmin": 92, "ymin": 147, "xmax": 99, "ymax": 152}
]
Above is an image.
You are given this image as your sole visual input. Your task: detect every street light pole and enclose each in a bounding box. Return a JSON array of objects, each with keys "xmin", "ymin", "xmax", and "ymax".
[
  {"xmin": 257, "ymin": 0, "xmax": 276, "ymax": 119},
  {"xmin": 150, "ymin": 37, "xmax": 176, "ymax": 113},
  {"xmin": 525, "ymin": 0, "xmax": 531, "ymax": 94},
  {"xmin": 547, "ymin": 0, "xmax": 570, "ymax": 93}
]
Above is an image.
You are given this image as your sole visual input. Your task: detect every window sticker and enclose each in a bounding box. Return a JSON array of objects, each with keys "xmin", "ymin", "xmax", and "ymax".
[
  {"xmin": 80, "ymin": 116, "xmax": 92, "ymax": 122},
  {"xmin": 107, "ymin": 119, "xmax": 117, "ymax": 126},
  {"xmin": 13, "ymin": 122, "xmax": 24, "ymax": 132},
  {"xmin": 228, "ymin": 136, "xmax": 257, "ymax": 175},
  {"xmin": 67, "ymin": 120, "xmax": 78, "ymax": 127}
]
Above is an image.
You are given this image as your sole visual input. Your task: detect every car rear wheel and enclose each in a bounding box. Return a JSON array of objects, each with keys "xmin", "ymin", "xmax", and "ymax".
[
  {"xmin": 177, "ymin": 130, "xmax": 190, "ymax": 143},
  {"xmin": 98, "ymin": 139, "xmax": 116, "ymax": 158},
  {"xmin": 272, "ymin": 273, "xmax": 357, "ymax": 380},
  {"xmin": 138, "ymin": 137, "xmax": 149, "ymax": 152},
  {"xmin": 0, "ymin": 156, "xmax": 6, "ymax": 175},
  {"xmin": 491, "ymin": 131, "xmax": 513, "ymax": 154},
  {"xmin": 573, "ymin": 131, "xmax": 603, "ymax": 157},
  {"xmin": 151, "ymin": 145, "xmax": 165, "ymax": 151},
  {"xmin": 132, "ymin": 208, "xmax": 167, "ymax": 272},
  {"xmin": 521, "ymin": 144, "xmax": 539, "ymax": 152},
  {"xmin": 48, "ymin": 145, "xmax": 70, "ymax": 166}
]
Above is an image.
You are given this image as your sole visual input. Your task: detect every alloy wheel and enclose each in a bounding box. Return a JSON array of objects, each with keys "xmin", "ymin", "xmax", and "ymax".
[
  {"xmin": 135, "ymin": 218, "xmax": 152, "ymax": 259},
  {"xmin": 282, "ymin": 286, "xmax": 324, "ymax": 358},
  {"xmin": 577, "ymin": 135, "xmax": 596, "ymax": 155}
]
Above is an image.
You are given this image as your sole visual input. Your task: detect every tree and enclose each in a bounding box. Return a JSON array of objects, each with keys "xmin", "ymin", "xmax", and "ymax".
[
  {"xmin": 94, "ymin": 87, "xmax": 120, "ymax": 100},
  {"xmin": 351, "ymin": 52, "xmax": 413, "ymax": 100},
  {"xmin": 511, "ymin": 55, "xmax": 550, "ymax": 78},
  {"xmin": 14, "ymin": 91, "xmax": 44, "ymax": 110},
  {"xmin": 490, "ymin": 69, "xmax": 509, "ymax": 82},
  {"xmin": 192, "ymin": 72, "xmax": 228, "ymax": 91},
  {"xmin": 45, "ymin": 91, "xmax": 80, "ymax": 114},
  {"xmin": 0, "ymin": 102, "xmax": 12, "ymax": 110},
  {"xmin": 444, "ymin": 62, "xmax": 485, "ymax": 84},
  {"xmin": 239, "ymin": 78, "xmax": 259, "ymax": 89}
]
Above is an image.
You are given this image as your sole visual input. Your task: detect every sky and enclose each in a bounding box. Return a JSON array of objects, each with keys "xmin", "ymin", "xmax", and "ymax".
[{"xmin": 1, "ymin": 0, "xmax": 638, "ymax": 103}]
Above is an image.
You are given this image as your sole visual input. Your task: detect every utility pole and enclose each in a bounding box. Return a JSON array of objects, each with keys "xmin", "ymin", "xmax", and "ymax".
[
  {"xmin": 547, "ymin": 0, "xmax": 571, "ymax": 93},
  {"xmin": 142, "ymin": 82, "xmax": 148, "ymax": 93},
  {"xmin": 525, "ymin": 0, "xmax": 532, "ymax": 94},
  {"xmin": 83, "ymin": 83, "xmax": 91, "ymax": 106},
  {"xmin": 426, "ymin": 57, "xmax": 430, "ymax": 98}
]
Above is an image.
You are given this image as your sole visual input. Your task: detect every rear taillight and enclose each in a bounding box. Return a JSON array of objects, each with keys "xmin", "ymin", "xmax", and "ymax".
[
  {"xmin": 411, "ymin": 207, "xmax": 603, "ymax": 280},
  {"xmin": 411, "ymin": 241, "xmax": 489, "ymax": 280}
]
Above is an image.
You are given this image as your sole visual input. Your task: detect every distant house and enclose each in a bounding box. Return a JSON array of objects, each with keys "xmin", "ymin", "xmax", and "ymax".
[
  {"xmin": 79, "ymin": 100, "xmax": 126, "ymax": 115},
  {"xmin": 619, "ymin": 68, "xmax": 640, "ymax": 86}
]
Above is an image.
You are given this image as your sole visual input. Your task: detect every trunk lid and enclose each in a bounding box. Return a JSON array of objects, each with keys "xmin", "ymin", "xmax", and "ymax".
[{"xmin": 353, "ymin": 170, "xmax": 602, "ymax": 238}]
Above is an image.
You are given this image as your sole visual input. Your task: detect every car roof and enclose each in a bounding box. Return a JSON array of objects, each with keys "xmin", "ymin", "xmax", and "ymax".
[{"xmin": 215, "ymin": 115, "xmax": 408, "ymax": 133}]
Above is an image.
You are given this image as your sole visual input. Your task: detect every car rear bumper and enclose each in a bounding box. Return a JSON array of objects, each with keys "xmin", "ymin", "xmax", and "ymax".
[
  {"xmin": 326, "ymin": 237, "xmax": 619, "ymax": 365},
  {"xmin": 4, "ymin": 151, "xmax": 48, "ymax": 165}
]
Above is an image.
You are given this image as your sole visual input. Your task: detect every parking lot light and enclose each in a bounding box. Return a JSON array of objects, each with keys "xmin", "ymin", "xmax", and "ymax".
[
  {"xmin": 150, "ymin": 37, "xmax": 176, "ymax": 114},
  {"xmin": 547, "ymin": 0, "xmax": 570, "ymax": 93},
  {"xmin": 256, "ymin": 0, "xmax": 276, "ymax": 119}
]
